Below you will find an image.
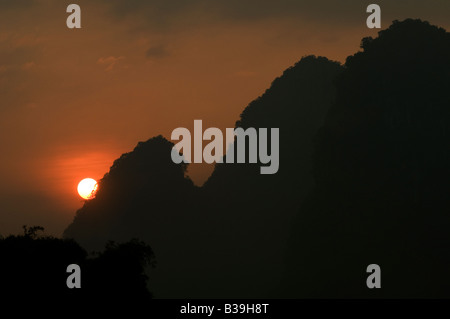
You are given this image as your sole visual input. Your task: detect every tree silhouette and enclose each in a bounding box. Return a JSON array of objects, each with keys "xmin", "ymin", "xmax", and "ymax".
[
  {"xmin": 0, "ymin": 226, "xmax": 155, "ymax": 303},
  {"xmin": 22, "ymin": 225, "xmax": 45, "ymax": 239}
]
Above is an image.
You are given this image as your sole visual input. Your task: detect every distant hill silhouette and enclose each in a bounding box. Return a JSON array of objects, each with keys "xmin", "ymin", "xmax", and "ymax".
[
  {"xmin": 65, "ymin": 136, "xmax": 195, "ymax": 249},
  {"xmin": 63, "ymin": 19, "xmax": 450, "ymax": 298},
  {"xmin": 283, "ymin": 19, "xmax": 450, "ymax": 298},
  {"xmin": 64, "ymin": 136, "xmax": 199, "ymax": 298}
]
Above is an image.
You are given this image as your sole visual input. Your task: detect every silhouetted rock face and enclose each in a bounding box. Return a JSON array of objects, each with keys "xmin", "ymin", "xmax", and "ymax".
[
  {"xmin": 64, "ymin": 56, "xmax": 342, "ymax": 298},
  {"xmin": 206, "ymin": 55, "xmax": 342, "ymax": 193},
  {"xmin": 64, "ymin": 136, "xmax": 195, "ymax": 249},
  {"xmin": 284, "ymin": 19, "xmax": 450, "ymax": 298},
  {"xmin": 201, "ymin": 56, "xmax": 343, "ymax": 297},
  {"xmin": 64, "ymin": 136, "xmax": 200, "ymax": 298}
]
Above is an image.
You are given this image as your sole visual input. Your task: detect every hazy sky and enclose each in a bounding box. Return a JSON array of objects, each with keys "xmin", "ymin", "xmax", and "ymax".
[{"xmin": 0, "ymin": 0, "xmax": 449, "ymax": 236}]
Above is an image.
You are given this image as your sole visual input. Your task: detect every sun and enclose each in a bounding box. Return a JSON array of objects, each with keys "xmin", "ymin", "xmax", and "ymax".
[{"xmin": 77, "ymin": 178, "xmax": 98, "ymax": 200}]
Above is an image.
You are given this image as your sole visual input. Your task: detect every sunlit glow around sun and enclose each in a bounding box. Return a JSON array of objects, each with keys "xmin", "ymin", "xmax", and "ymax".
[{"xmin": 77, "ymin": 178, "xmax": 98, "ymax": 200}]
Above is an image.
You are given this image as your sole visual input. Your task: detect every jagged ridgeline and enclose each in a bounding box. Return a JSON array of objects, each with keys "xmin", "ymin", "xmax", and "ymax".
[
  {"xmin": 64, "ymin": 19, "xmax": 450, "ymax": 299},
  {"xmin": 64, "ymin": 55, "xmax": 342, "ymax": 298}
]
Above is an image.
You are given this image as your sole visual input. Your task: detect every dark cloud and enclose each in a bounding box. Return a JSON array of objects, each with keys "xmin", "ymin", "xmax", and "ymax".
[
  {"xmin": 99, "ymin": 0, "xmax": 450, "ymax": 30},
  {"xmin": 145, "ymin": 45, "xmax": 169, "ymax": 58},
  {"xmin": 0, "ymin": 0, "xmax": 38, "ymax": 10}
]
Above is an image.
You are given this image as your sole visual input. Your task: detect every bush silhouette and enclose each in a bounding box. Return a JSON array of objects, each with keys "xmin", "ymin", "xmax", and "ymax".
[{"xmin": 0, "ymin": 226, "xmax": 155, "ymax": 303}]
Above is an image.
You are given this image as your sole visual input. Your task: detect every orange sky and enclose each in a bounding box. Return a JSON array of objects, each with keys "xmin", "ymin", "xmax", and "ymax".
[{"xmin": 0, "ymin": 0, "xmax": 449, "ymax": 236}]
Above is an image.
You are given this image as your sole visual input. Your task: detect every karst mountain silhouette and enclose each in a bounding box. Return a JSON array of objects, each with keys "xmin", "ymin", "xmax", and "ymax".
[
  {"xmin": 284, "ymin": 19, "xmax": 450, "ymax": 298},
  {"xmin": 63, "ymin": 19, "xmax": 450, "ymax": 298}
]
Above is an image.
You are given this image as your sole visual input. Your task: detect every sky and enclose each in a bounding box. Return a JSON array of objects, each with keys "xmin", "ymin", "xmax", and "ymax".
[{"xmin": 0, "ymin": 0, "xmax": 449, "ymax": 236}]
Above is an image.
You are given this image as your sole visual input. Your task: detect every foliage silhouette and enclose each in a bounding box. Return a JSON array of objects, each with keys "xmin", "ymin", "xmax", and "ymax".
[
  {"xmin": 22, "ymin": 225, "xmax": 45, "ymax": 239},
  {"xmin": 0, "ymin": 226, "xmax": 155, "ymax": 303}
]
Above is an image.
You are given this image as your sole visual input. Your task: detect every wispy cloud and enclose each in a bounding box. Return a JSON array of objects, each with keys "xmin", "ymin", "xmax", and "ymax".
[{"xmin": 97, "ymin": 56, "xmax": 125, "ymax": 71}]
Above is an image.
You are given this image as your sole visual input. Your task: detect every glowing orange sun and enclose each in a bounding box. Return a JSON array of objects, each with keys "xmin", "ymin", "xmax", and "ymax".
[{"xmin": 77, "ymin": 178, "xmax": 98, "ymax": 200}]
